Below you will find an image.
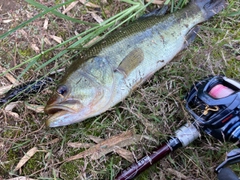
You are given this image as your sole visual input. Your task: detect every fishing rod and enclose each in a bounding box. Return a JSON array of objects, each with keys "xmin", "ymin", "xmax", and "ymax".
[{"xmin": 116, "ymin": 75, "xmax": 240, "ymax": 180}]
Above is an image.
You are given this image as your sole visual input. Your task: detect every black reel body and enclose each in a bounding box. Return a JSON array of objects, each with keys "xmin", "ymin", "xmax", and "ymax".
[{"xmin": 185, "ymin": 76, "xmax": 240, "ymax": 143}]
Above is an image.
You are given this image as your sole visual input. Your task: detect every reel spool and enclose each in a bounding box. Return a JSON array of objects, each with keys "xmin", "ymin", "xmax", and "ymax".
[{"xmin": 185, "ymin": 75, "xmax": 240, "ymax": 143}]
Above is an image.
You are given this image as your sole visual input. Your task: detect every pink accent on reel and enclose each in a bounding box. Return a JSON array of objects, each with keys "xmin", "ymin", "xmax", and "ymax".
[{"xmin": 209, "ymin": 84, "xmax": 234, "ymax": 98}]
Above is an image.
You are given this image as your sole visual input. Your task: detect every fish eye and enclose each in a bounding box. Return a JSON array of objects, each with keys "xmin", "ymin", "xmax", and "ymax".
[{"xmin": 57, "ymin": 85, "xmax": 68, "ymax": 96}]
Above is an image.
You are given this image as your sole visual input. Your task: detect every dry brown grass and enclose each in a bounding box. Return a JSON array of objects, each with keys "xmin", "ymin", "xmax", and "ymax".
[{"xmin": 0, "ymin": 0, "xmax": 240, "ymax": 179}]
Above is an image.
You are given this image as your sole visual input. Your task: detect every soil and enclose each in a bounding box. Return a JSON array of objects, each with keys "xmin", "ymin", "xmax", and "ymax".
[
  {"xmin": 0, "ymin": 0, "xmax": 26, "ymax": 35},
  {"xmin": 1, "ymin": 0, "xmax": 25, "ymax": 13}
]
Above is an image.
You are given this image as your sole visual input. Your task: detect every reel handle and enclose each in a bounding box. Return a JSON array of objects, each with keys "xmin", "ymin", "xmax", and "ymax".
[
  {"xmin": 216, "ymin": 148, "xmax": 240, "ymax": 180},
  {"xmin": 217, "ymin": 167, "xmax": 239, "ymax": 180}
]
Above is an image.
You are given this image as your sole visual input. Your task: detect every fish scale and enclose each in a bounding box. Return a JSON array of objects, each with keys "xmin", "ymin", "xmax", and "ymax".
[{"xmin": 44, "ymin": 0, "xmax": 227, "ymax": 127}]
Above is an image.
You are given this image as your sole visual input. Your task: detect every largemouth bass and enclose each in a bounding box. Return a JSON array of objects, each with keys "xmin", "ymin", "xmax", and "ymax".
[{"xmin": 45, "ymin": 0, "xmax": 226, "ymax": 127}]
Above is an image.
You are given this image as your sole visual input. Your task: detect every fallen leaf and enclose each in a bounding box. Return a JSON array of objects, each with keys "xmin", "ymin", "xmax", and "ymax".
[
  {"xmin": 83, "ymin": 36, "xmax": 101, "ymax": 48},
  {"xmin": 44, "ymin": 152, "xmax": 51, "ymax": 160},
  {"xmin": 74, "ymin": 30, "xmax": 81, "ymax": 40},
  {"xmin": 49, "ymin": 68, "xmax": 65, "ymax": 75},
  {"xmin": 146, "ymin": 0, "xmax": 164, "ymax": 5},
  {"xmin": 6, "ymin": 111, "xmax": 20, "ymax": 119},
  {"xmin": 40, "ymin": 138, "xmax": 60, "ymax": 146},
  {"xmin": 114, "ymin": 147, "xmax": 134, "ymax": 163},
  {"xmin": 78, "ymin": 0, "xmax": 100, "ymax": 8},
  {"xmin": 43, "ymin": 18, "xmax": 49, "ymax": 30},
  {"xmin": 90, "ymin": 12, "xmax": 103, "ymax": 23},
  {"xmin": 4, "ymin": 102, "xmax": 21, "ymax": 118},
  {"xmin": 25, "ymin": 103, "xmax": 44, "ymax": 113},
  {"xmin": 0, "ymin": 84, "xmax": 14, "ymax": 95},
  {"xmin": 62, "ymin": 1, "xmax": 79, "ymax": 14},
  {"xmin": 6, "ymin": 176, "xmax": 36, "ymax": 180},
  {"xmin": 5, "ymin": 102, "xmax": 20, "ymax": 111},
  {"xmin": 49, "ymin": 35, "xmax": 63, "ymax": 44},
  {"xmin": 68, "ymin": 142, "xmax": 94, "ymax": 148},
  {"xmin": 43, "ymin": 37, "xmax": 52, "ymax": 45},
  {"xmin": 14, "ymin": 147, "xmax": 38, "ymax": 171},
  {"xmin": 141, "ymin": 135, "xmax": 158, "ymax": 144},
  {"xmin": 30, "ymin": 44, "xmax": 40, "ymax": 53},
  {"xmin": 87, "ymin": 135, "xmax": 103, "ymax": 143},
  {"xmin": 0, "ymin": 66, "xmax": 19, "ymax": 85},
  {"xmin": 167, "ymin": 168, "xmax": 188, "ymax": 179},
  {"xmin": 101, "ymin": 0, "xmax": 108, "ymax": 4},
  {"xmin": 65, "ymin": 130, "xmax": 141, "ymax": 162},
  {"xmin": 3, "ymin": 19, "xmax": 13, "ymax": 23}
]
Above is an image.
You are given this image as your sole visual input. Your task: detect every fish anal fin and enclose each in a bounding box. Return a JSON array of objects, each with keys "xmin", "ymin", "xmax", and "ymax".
[
  {"xmin": 116, "ymin": 48, "xmax": 144, "ymax": 77},
  {"xmin": 132, "ymin": 72, "xmax": 154, "ymax": 91},
  {"xmin": 183, "ymin": 26, "xmax": 199, "ymax": 49}
]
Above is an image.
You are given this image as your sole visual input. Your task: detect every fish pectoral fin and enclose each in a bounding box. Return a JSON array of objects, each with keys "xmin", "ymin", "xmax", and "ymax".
[
  {"xmin": 115, "ymin": 48, "xmax": 144, "ymax": 77},
  {"xmin": 183, "ymin": 26, "xmax": 199, "ymax": 49}
]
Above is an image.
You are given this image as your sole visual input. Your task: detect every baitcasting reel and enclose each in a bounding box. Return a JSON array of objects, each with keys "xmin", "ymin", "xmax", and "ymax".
[
  {"xmin": 185, "ymin": 75, "xmax": 240, "ymax": 179},
  {"xmin": 185, "ymin": 75, "xmax": 240, "ymax": 143},
  {"xmin": 116, "ymin": 75, "xmax": 240, "ymax": 180}
]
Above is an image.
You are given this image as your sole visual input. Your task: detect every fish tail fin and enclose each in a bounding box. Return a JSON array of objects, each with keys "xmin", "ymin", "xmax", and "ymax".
[{"xmin": 193, "ymin": 0, "xmax": 227, "ymax": 19}]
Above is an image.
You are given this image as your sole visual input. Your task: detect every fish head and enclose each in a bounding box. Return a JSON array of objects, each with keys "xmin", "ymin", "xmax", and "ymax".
[{"xmin": 44, "ymin": 74, "xmax": 106, "ymax": 127}]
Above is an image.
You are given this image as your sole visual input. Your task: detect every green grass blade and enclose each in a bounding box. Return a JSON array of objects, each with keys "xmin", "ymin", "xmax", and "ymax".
[
  {"xmin": 35, "ymin": 27, "xmax": 102, "ymax": 71},
  {"xmin": 0, "ymin": 1, "xmax": 74, "ymax": 39},
  {"xmin": 36, "ymin": 1, "xmax": 149, "ymax": 73},
  {"xmin": 18, "ymin": 56, "xmax": 40, "ymax": 79},
  {"xmin": 0, "ymin": 0, "xmax": 150, "ymax": 79},
  {"xmin": 25, "ymin": 0, "xmax": 97, "ymax": 26},
  {"xmin": 228, "ymin": 10, "xmax": 240, "ymax": 16},
  {"xmin": 0, "ymin": 25, "xmax": 99, "ymax": 77}
]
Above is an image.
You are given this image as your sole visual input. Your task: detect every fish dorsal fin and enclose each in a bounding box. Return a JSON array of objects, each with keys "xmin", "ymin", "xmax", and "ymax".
[
  {"xmin": 116, "ymin": 48, "xmax": 144, "ymax": 77},
  {"xmin": 140, "ymin": 5, "xmax": 168, "ymax": 19}
]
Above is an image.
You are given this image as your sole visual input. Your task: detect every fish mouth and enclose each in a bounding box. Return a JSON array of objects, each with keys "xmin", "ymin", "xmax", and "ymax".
[
  {"xmin": 44, "ymin": 100, "xmax": 84, "ymax": 127},
  {"xmin": 44, "ymin": 100, "xmax": 81, "ymax": 114}
]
